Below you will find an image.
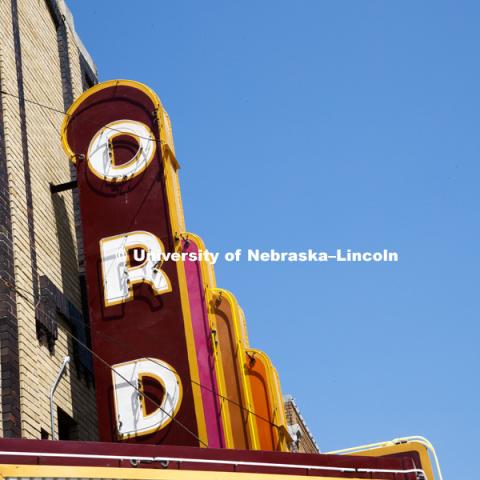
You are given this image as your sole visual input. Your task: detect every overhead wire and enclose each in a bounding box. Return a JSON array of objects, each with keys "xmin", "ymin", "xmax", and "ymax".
[
  {"xmin": 0, "ymin": 239, "xmax": 282, "ymax": 433},
  {"xmin": 0, "ymin": 83, "xmax": 284, "ymax": 434},
  {"xmin": 0, "ymin": 275, "xmax": 207, "ymax": 447},
  {"xmin": 0, "ymin": 88, "xmax": 158, "ymax": 142}
]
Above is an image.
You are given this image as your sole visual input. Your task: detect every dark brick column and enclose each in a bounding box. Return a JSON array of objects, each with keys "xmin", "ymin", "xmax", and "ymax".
[{"xmin": 0, "ymin": 54, "xmax": 21, "ymax": 439}]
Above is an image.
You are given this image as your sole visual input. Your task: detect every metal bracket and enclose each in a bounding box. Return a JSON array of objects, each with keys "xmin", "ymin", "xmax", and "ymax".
[{"xmin": 50, "ymin": 180, "xmax": 77, "ymax": 194}]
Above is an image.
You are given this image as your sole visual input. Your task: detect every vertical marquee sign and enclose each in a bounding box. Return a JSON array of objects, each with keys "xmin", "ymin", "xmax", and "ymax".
[
  {"xmin": 61, "ymin": 80, "xmax": 206, "ymax": 446},
  {"xmin": 62, "ymin": 79, "xmax": 291, "ymax": 452}
]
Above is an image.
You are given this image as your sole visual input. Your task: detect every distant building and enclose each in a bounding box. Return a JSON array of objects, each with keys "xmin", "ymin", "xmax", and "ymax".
[
  {"xmin": 284, "ymin": 395, "xmax": 319, "ymax": 453},
  {"xmin": 0, "ymin": 0, "xmax": 97, "ymax": 439}
]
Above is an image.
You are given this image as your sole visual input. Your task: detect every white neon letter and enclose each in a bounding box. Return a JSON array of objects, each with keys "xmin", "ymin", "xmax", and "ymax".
[
  {"xmin": 87, "ymin": 120, "xmax": 156, "ymax": 181},
  {"xmin": 112, "ymin": 358, "xmax": 182, "ymax": 438},
  {"xmin": 100, "ymin": 230, "xmax": 171, "ymax": 306}
]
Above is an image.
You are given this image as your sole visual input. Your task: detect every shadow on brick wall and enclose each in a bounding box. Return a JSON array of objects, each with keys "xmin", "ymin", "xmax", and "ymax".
[{"xmin": 52, "ymin": 192, "xmax": 98, "ymax": 440}]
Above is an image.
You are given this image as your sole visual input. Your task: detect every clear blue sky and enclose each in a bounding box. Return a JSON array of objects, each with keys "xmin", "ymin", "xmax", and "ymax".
[{"xmin": 68, "ymin": 1, "xmax": 479, "ymax": 476}]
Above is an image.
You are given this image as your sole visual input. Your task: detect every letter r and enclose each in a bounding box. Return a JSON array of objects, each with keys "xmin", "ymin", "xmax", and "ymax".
[{"xmin": 100, "ymin": 230, "xmax": 171, "ymax": 307}]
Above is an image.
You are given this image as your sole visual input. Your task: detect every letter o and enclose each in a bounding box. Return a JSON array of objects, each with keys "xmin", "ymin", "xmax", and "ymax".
[{"xmin": 87, "ymin": 120, "xmax": 156, "ymax": 182}]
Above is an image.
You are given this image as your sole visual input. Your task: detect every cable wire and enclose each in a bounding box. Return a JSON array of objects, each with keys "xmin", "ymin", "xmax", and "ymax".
[
  {"xmin": 0, "ymin": 87, "xmax": 283, "ymax": 432},
  {"xmin": 0, "ymin": 273, "xmax": 282, "ymax": 433},
  {"xmin": 0, "ymin": 275, "xmax": 207, "ymax": 447},
  {"xmin": 0, "ymin": 88, "xmax": 159, "ymax": 142}
]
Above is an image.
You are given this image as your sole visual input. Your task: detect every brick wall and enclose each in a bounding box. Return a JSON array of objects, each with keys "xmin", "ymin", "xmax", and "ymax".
[
  {"xmin": 0, "ymin": 0, "xmax": 98, "ymax": 440},
  {"xmin": 284, "ymin": 396, "xmax": 319, "ymax": 454}
]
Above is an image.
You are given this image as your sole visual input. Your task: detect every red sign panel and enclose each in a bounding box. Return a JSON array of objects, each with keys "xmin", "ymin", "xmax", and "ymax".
[{"xmin": 62, "ymin": 81, "xmax": 205, "ymax": 446}]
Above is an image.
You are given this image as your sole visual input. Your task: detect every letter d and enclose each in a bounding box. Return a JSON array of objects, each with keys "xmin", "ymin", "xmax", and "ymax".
[{"xmin": 112, "ymin": 358, "xmax": 182, "ymax": 438}]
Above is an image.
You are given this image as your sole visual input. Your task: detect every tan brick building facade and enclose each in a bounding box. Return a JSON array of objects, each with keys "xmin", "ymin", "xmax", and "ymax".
[
  {"xmin": 284, "ymin": 396, "xmax": 319, "ymax": 454},
  {"xmin": 0, "ymin": 0, "xmax": 98, "ymax": 440}
]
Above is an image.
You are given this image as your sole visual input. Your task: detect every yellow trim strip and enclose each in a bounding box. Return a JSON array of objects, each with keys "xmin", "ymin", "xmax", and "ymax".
[
  {"xmin": 61, "ymin": 79, "xmax": 163, "ymax": 161},
  {"xmin": 210, "ymin": 289, "xmax": 260, "ymax": 450},
  {"xmin": 207, "ymin": 289, "xmax": 235, "ymax": 449},
  {"xmin": 348, "ymin": 441, "xmax": 435, "ymax": 480},
  {"xmin": 179, "ymin": 234, "xmax": 232, "ymax": 448},
  {"xmin": 246, "ymin": 349, "xmax": 291, "ymax": 452},
  {"xmin": 183, "ymin": 233, "xmax": 216, "ymax": 290},
  {"xmin": 158, "ymin": 121, "xmax": 207, "ymax": 446},
  {"xmin": 0, "ymin": 464, "xmax": 366, "ymax": 480},
  {"xmin": 174, "ymin": 241, "xmax": 208, "ymax": 446}
]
